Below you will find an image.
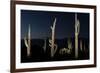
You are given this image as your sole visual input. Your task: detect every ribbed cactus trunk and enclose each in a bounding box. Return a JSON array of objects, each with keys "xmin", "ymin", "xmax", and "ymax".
[
  {"xmin": 49, "ymin": 18, "xmax": 57, "ymax": 57},
  {"xmin": 51, "ymin": 24, "xmax": 55, "ymax": 57},
  {"xmin": 75, "ymin": 13, "xmax": 80, "ymax": 58},
  {"xmin": 24, "ymin": 24, "xmax": 31, "ymax": 57},
  {"xmin": 75, "ymin": 34, "xmax": 78, "ymax": 58}
]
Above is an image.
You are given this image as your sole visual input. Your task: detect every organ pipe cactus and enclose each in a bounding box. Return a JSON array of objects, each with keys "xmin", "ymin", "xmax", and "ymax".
[
  {"xmin": 49, "ymin": 18, "xmax": 58, "ymax": 57},
  {"xmin": 75, "ymin": 13, "xmax": 80, "ymax": 58},
  {"xmin": 24, "ymin": 24, "xmax": 31, "ymax": 57}
]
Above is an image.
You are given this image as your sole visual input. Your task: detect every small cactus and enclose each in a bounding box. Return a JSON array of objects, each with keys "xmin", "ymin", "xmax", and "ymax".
[
  {"xmin": 24, "ymin": 24, "xmax": 31, "ymax": 57},
  {"xmin": 43, "ymin": 38, "xmax": 47, "ymax": 52},
  {"xmin": 59, "ymin": 48, "xmax": 71, "ymax": 55},
  {"xmin": 68, "ymin": 38, "xmax": 72, "ymax": 51}
]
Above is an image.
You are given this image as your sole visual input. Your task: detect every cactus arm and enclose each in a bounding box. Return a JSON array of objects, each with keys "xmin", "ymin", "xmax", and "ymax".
[
  {"xmin": 54, "ymin": 44, "xmax": 58, "ymax": 55},
  {"xmin": 77, "ymin": 20, "xmax": 80, "ymax": 34},
  {"xmin": 49, "ymin": 39, "xmax": 52, "ymax": 44},
  {"xmin": 49, "ymin": 44, "xmax": 51, "ymax": 47},
  {"xmin": 51, "ymin": 26, "xmax": 53, "ymax": 30},
  {"xmin": 52, "ymin": 18, "xmax": 56, "ymax": 29},
  {"xmin": 68, "ymin": 39, "xmax": 72, "ymax": 50},
  {"xmin": 24, "ymin": 37, "xmax": 29, "ymax": 48}
]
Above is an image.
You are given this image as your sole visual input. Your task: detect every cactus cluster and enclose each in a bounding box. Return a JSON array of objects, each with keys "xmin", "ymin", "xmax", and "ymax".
[
  {"xmin": 23, "ymin": 13, "xmax": 83, "ymax": 58},
  {"xmin": 59, "ymin": 38, "xmax": 72, "ymax": 55}
]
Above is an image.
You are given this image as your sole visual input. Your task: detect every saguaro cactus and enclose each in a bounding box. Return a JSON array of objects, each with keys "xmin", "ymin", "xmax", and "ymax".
[
  {"xmin": 43, "ymin": 38, "xmax": 47, "ymax": 52},
  {"xmin": 75, "ymin": 13, "xmax": 80, "ymax": 58},
  {"xmin": 49, "ymin": 18, "xmax": 57, "ymax": 57},
  {"xmin": 80, "ymin": 40, "xmax": 83, "ymax": 51},
  {"xmin": 68, "ymin": 38, "xmax": 72, "ymax": 51},
  {"xmin": 24, "ymin": 24, "xmax": 31, "ymax": 57}
]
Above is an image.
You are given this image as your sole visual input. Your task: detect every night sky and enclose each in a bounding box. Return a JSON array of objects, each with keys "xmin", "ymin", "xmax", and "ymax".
[{"xmin": 21, "ymin": 10, "xmax": 89, "ymax": 39}]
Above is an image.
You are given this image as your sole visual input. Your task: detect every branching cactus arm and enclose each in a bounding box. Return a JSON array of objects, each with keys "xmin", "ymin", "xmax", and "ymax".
[
  {"xmin": 75, "ymin": 20, "xmax": 80, "ymax": 35},
  {"xmin": 75, "ymin": 13, "xmax": 80, "ymax": 36},
  {"xmin": 51, "ymin": 18, "xmax": 56, "ymax": 30},
  {"xmin": 24, "ymin": 37, "xmax": 29, "ymax": 49},
  {"xmin": 77, "ymin": 20, "xmax": 80, "ymax": 34}
]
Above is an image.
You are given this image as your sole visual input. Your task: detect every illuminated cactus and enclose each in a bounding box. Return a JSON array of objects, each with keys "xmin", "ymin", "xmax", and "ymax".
[
  {"xmin": 43, "ymin": 38, "xmax": 47, "ymax": 52},
  {"xmin": 59, "ymin": 39, "xmax": 72, "ymax": 55},
  {"xmin": 80, "ymin": 40, "xmax": 83, "ymax": 51},
  {"xmin": 59, "ymin": 48, "xmax": 70, "ymax": 55},
  {"xmin": 49, "ymin": 18, "xmax": 58, "ymax": 57},
  {"xmin": 75, "ymin": 13, "xmax": 80, "ymax": 58},
  {"xmin": 68, "ymin": 38, "xmax": 72, "ymax": 51},
  {"xmin": 24, "ymin": 24, "xmax": 31, "ymax": 57}
]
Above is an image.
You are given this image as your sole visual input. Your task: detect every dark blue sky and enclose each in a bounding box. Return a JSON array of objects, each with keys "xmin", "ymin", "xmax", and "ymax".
[{"xmin": 21, "ymin": 10, "xmax": 89, "ymax": 39}]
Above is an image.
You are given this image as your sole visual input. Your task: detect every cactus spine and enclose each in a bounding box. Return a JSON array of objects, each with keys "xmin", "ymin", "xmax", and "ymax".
[
  {"xmin": 24, "ymin": 24, "xmax": 31, "ymax": 57},
  {"xmin": 75, "ymin": 13, "xmax": 80, "ymax": 58},
  {"xmin": 49, "ymin": 18, "xmax": 57, "ymax": 57}
]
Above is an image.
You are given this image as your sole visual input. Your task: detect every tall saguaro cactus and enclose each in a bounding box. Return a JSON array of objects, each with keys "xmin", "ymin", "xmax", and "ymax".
[
  {"xmin": 75, "ymin": 13, "xmax": 80, "ymax": 58},
  {"xmin": 49, "ymin": 18, "xmax": 57, "ymax": 57},
  {"xmin": 24, "ymin": 24, "xmax": 31, "ymax": 57}
]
